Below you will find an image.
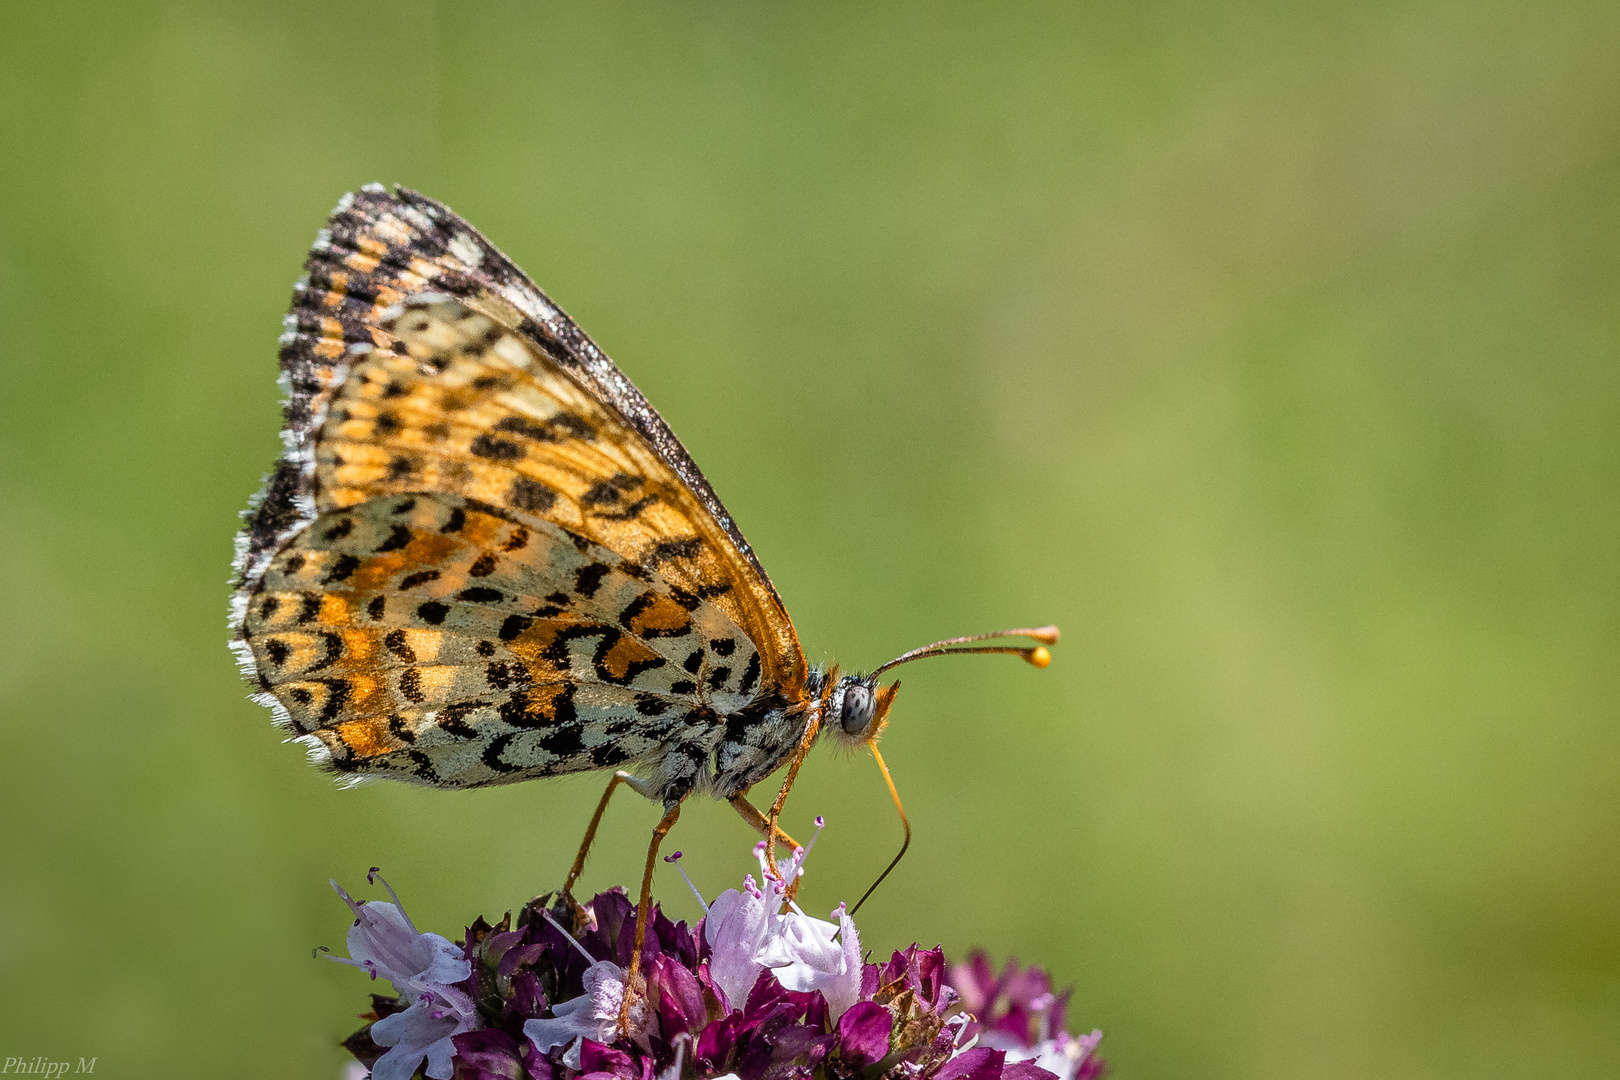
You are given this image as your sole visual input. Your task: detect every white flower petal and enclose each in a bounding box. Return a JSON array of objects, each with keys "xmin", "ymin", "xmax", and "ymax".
[{"xmin": 523, "ymin": 1017, "xmax": 580, "ymax": 1053}]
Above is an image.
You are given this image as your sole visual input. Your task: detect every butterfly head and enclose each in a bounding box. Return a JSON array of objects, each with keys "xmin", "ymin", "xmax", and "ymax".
[{"xmin": 825, "ymin": 674, "xmax": 901, "ymax": 746}]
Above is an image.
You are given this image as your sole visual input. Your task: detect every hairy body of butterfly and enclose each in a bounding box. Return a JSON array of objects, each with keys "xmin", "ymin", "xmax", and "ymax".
[{"xmin": 229, "ymin": 185, "xmax": 1054, "ymax": 1020}]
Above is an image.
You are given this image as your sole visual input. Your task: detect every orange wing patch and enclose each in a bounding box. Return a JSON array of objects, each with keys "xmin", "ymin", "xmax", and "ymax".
[{"xmin": 306, "ymin": 295, "xmax": 801, "ymax": 700}]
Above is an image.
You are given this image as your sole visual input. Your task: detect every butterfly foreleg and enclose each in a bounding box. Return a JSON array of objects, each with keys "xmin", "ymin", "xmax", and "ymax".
[
  {"xmin": 727, "ymin": 792, "xmax": 801, "ymax": 852},
  {"xmin": 762, "ymin": 712, "xmax": 823, "ymax": 902},
  {"xmin": 620, "ymin": 798, "xmax": 683, "ymax": 1035},
  {"xmin": 562, "ymin": 770, "xmax": 656, "ymax": 928}
]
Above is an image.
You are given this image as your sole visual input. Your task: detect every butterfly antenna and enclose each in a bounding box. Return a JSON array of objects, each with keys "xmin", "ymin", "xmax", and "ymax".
[
  {"xmin": 869, "ymin": 625, "xmax": 1059, "ymax": 678},
  {"xmin": 850, "ymin": 625, "xmax": 1057, "ymax": 915},
  {"xmin": 849, "ymin": 742, "xmax": 910, "ymax": 917}
]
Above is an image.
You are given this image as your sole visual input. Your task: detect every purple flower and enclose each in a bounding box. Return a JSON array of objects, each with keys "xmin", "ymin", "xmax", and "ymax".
[
  {"xmin": 328, "ymin": 823, "xmax": 1106, "ymax": 1080},
  {"xmin": 326, "ymin": 872, "xmax": 478, "ymax": 1080},
  {"xmin": 945, "ymin": 953, "xmax": 1105, "ymax": 1080}
]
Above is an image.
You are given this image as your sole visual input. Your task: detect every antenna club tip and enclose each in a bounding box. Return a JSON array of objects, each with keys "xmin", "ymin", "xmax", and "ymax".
[
  {"xmin": 1027, "ymin": 646, "xmax": 1052, "ymax": 668},
  {"xmin": 1029, "ymin": 625, "xmax": 1060, "ymax": 645}
]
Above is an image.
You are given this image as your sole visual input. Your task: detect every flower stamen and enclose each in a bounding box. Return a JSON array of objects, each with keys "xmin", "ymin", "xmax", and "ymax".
[
  {"xmin": 664, "ymin": 850, "xmax": 710, "ymax": 914},
  {"xmin": 538, "ymin": 908, "xmax": 602, "ymax": 967}
]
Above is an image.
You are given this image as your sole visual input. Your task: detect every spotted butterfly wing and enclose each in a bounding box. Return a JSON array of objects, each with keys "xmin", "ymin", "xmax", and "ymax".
[{"xmin": 231, "ymin": 185, "xmax": 808, "ymax": 803}]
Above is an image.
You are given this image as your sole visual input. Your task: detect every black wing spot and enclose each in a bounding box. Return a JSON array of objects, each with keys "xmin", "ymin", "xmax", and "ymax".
[
  {"xmin": 485, "ymin": 661, "xmax": 514, "ymax": 689},
  {"xmin": 322, "ymin": 518, "xmax": 355, "ymax": 542},
  {"xmin": 682, "ymin": 649, "xmax": 704, "ymax": 675},
  {"xmin": 551, "ymin": 412, "xmax": 595, "ymax": 440},
  {"xmin": 456, "ymin": 586, "xmax": 503, "ymax": 604},
  {"xmin": 399, "ymin": 668, "xmax": 425, "ymax": 703},
  {"xmin": 375, "ymin": 524, "xmax": 413, "ymax": 553},
  {"xmin": 264, "ymin": 639, "xmax": 290, "ymax": 667},
  {"xmin": 508, "ymin": 477, "xmax": 555, "ymax": 513},
  {"xmin": 322, "ymin": 554, "xmax": 361, "ymax": 585},
  {"xmin": 476, "ymin": 639, "xmax": 496, "ymax": 657},
  {"xmin": 404, "ymin": 749, "xmax": 440, "ymax": 783},
  {"xmin": 319, "ymin": 678, "xmax": 352, "ymax": 721},
  {"xmin": 501, "ymin": 527, "xmax": 530, "ymax": 552},
  {"xmin": 738, "ymin": 653, "xmax": 761, "ymax": 694},
  {"xmin": 499, "ymin": 614, "xmax": 533, "ymax": 641},
  {"xmin": 707, "ymin": 667, "xmax": 732, "ymax": 691},
  {"xmin": 416, "ymin": 600, "xmax": 450, "ymax": 625},
  {"xmin": 391, "ymin": 497, "xmax": 417, "ymax": 515},
  {"xmin": 384, "ymin": 629, "xmax": 416, "ymax": 663},
  {"xmin": 481, "ymin": 732, "xmax": 523, "ymax": 773},
  {"xmin": 388, "ymin": 713, "xmax": 416, "ymax": 744},
  {"xmin": 367, "ymin": 595, "xmax": 387, "ymax": 619},
  {"xmin": 591, "ymin": 630, "xmax": 668, "ymax": 686},
  {"xmin": 289, "ymin": 687, "xmax": 312, "ymax": 705},
  {"xmin": 283, "ymin": 554, "xmax": 306, "ymax": 575},
  {"xmin": 297, "ymin": 593, "xmax": 323, "ymax": 624},
  {"xmin": 493, "ymin": 415, "xmax": 562, "ymax": 443},
  {"xmin": 386, "ymin": 455, "xmax": 418, "ymax": 481},
  {"xmin": 469, "ymin": 434, "xmax": 524, "ymax": 461},
  {"xmin": 259, "ymin": 596, "xmax": 280, "ymax": 620},
  {"xmin": 437, "ymin": 701, "xmax": 486, "ymax": 739},
  {"xmin": 399, "ymin": 570, "xmax": 440, "ymax": 590},
  {"xmin": 309, "ymin": 631, "xmax": 344, "ymax": 671},
  {"xmin": 574, "ymin": 563, "xmax": 610, "ymax": 598},
  {"xmin": 645, "ymin": 537, "xmax": 703, "ymax": 569},
  {"xmin": 581, "ymin": 474, "xmax": 641, "ymax": 507},
  {"xmin": 468, "ymin": 553, "xmax": 498, "ymax": 577},
  {"xmin": 670, "ymin": 680, "xmax": 697, "ymax": 696},
  {"xmin": 593, "ymin": 495, "xmax": 659, "ymax": 521},
  {"xmin": 374, "ymin": 411, "xmax": 401, "ymax": 436},
  {"xmin": 539, "ymin": 725, "xmax": 585, "ymax": 756},
  {"xmin": 636, "ymin": 696, "xmax": 671, "ymax": 716},
  {"xmin": 381, "ymin": 380, "xmax": 409, "ymax": 399},
  {"xmin": 710, "ymin": 637, "xmax": 737, "ymax": 657},
  {"xmin": 441, "ymin": 507, "xmax": 466, "ymax": 533}
]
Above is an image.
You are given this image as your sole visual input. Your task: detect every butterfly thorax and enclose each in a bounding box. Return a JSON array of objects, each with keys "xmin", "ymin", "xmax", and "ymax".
[{"xmin": 705, "ymin": 667, "xmax": 895, "ymax": 797}]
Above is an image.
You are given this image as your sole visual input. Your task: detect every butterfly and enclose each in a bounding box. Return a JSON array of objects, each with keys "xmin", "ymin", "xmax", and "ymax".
[{"xmin": 229, "ymin": 184, "xmax": 1056, "ymax": 997}]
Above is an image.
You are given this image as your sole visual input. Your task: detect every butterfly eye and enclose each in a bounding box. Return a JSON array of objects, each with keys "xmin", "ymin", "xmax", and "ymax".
[{"xmin": 840, "ymin": 681, "xmax": 876, "ymax": 736}]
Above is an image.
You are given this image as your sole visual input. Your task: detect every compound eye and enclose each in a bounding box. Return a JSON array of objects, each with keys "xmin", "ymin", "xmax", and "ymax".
[{"xmin": 841, "ymin": 682, "xmax": 876, "ymax": 736}]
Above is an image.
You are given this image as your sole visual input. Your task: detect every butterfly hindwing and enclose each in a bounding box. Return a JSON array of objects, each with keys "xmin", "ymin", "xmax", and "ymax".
[{"xmin": 241, "ymin": 493, "xmax": 757, "ymax": 788}]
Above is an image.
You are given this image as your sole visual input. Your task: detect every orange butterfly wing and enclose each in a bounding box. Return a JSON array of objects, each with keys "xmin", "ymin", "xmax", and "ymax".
[{"xmin": 231, "ymin": 186, "xmax": 807, "ymax": 790}]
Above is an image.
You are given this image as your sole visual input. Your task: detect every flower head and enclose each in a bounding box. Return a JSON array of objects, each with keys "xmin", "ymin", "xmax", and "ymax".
[
  {"xmin": 328, "ymin": 821, "xmax": 1105, "ymax": 1080},
  {"xmin": 327, "ymin": 871, "xmax": 477, "ymax": 1080}
]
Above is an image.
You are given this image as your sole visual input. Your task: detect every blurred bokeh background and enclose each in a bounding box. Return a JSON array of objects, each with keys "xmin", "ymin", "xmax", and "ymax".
[{"xmin": 3, "ymin": 2, "xmax": 1618, "ymax": 1077}]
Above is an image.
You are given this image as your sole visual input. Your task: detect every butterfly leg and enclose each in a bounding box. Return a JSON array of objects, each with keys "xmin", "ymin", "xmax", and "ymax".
[
  {"xmin": 620, "ymin": 799, "xmax": 683, "ymax": 1034},
  {"xmin": 728, "ymin": 793, "xmax": 801, "ymax": 852},
  {"xmin": 762, "ymin": 714, "xmax": 823, "ymax": 902},
  {"xmin": 562, "ymin": 770, "xmax": 652, "ymax": 928}
]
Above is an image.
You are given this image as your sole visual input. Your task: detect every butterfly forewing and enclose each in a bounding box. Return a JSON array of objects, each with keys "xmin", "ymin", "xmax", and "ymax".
[{"xmin": 233, "ymin": 185, "xmax": 805, "ymax": 794}]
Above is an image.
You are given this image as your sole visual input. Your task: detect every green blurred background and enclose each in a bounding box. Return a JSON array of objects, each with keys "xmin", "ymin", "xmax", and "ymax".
[{"xmin": 3, "ymin": 2, "xmax": 1618, "ymax": 1077}]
